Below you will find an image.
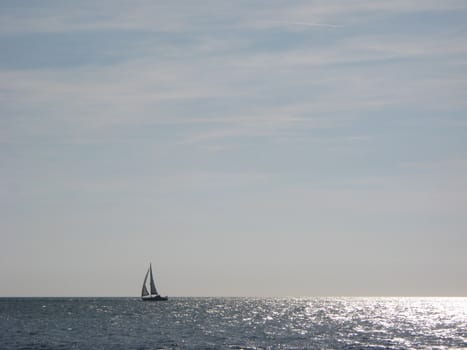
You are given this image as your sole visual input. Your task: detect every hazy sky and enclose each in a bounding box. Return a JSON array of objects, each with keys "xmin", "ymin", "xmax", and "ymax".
[{"xmin": 1, "ymin": 0, "xmax": 467, "ymax": 297}]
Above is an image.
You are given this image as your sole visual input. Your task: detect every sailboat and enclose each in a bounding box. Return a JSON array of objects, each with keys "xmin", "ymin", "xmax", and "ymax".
[{"xmin": 141, "ymin": 263, "xmax": 168, "ymax": 301}]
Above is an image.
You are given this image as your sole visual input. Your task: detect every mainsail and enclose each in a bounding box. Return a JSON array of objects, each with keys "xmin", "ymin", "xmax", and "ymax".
[{"xmin": 149, "ymin": 264, "xmax": 158, "ymax": 295}]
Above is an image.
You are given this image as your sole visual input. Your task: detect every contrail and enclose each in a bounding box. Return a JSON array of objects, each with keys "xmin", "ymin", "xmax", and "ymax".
[{"xmin": 268, "ymin": 20, "xmax": 341, "ymax": 28}]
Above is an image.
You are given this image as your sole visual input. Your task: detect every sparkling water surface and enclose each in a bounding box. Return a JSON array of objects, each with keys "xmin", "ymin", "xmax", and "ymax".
[{"xmin": 1, "ymin": 297, "xmax": 466, "ymax": 349}]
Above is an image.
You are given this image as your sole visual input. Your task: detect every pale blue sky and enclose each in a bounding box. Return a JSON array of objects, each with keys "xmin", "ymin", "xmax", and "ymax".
[{"xmin": 1, "ymin": 0, "xmax": 466, "ymax": 296}]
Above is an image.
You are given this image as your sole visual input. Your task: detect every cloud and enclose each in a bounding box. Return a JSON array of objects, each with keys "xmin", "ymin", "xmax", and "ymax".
[
  {"xmin": 1, "ymin": 0, "xmax": 465, "ymax": 36},
  {"xmin": 1, "ymin": 0, "xmax": 466, "ymax": 148},
  {"xmin": 281, "ymin": 0, "xmax": 467, "ymax": 23},
  {"xmin": 252, "ymin": 20, "xmax": 342, "ymax": 30},
  {"xmin": 0, "ymin": 1, "xmax": 193, "ymax": 34}
]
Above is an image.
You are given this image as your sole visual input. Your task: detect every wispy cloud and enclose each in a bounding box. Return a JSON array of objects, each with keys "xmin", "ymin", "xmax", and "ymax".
[
  {"xmin": 253, "ymin": 20, "xmax": 342, "ymax": 30},
  {"xmin": 2, "ymin": 0, "xmax": 465, "ymax": 36},
  {"xmin": 0, "ymin": 2, "xmax": 193, "ymax": 34},
  {"xmin": 1, "ymin": 0, "xmax": 466, "ymax": 146},
  {"xmin": 282, "ymin": 0, "xmax": 467, "ymax": 23}
]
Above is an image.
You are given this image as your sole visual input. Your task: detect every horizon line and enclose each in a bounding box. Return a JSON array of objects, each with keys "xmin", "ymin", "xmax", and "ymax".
[{"xmin": 1, "ymin": 295, "xmax": 466, "ymax": 298}]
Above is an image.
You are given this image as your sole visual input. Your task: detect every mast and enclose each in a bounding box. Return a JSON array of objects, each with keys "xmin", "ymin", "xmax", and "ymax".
[
  {"xmin": 141, "ymin": 268, "xmax": 150, "ymax": 297},
  {"xmin": 149, "ymin": 263, "xmax": 158, "ymax": 295}
]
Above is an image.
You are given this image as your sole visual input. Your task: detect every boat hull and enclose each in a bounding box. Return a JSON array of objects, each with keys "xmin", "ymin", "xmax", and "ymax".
[{"xmin": 141, "ymin": 295, "xmax": 168, "ymax": 301}]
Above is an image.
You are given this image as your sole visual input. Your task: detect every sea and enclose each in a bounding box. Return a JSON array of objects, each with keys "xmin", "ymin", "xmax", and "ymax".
[{"xmin": 1, "ymin": 297, "xmax": 466, "ymax": 349}]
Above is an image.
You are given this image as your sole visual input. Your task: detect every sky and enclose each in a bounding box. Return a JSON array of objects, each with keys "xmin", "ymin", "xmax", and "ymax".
[{"xmin": 1, "ymin": 0, "xmax": 466, "ymax": 297}]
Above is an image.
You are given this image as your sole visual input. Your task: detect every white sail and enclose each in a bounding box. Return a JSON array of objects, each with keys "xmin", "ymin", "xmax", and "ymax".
[{"xmin": 149, "ymin": 264, "xmax": 158, "ymax": 295}]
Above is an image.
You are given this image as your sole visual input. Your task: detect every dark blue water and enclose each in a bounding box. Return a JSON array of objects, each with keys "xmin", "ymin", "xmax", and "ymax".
[{"xmin": 1, "ymin": 297, "xmax": 466, "ymax": 349}]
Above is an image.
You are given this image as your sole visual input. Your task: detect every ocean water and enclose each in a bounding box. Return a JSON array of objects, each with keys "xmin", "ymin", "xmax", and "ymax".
[{"xmin": 1, "ymin": 297, "xmax": 466, "ymax": 349}]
